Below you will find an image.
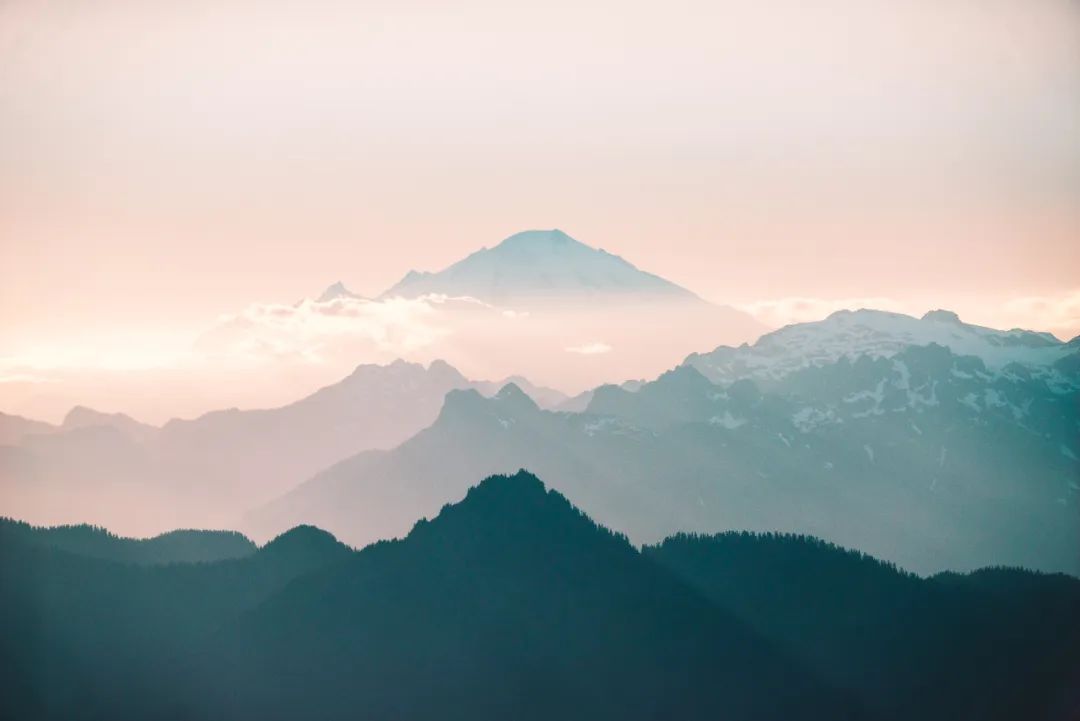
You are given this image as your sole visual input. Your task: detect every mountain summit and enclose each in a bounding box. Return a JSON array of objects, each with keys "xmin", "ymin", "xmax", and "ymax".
[{"xmin": 380, "ymin": 229, "xmax": 702, "ymax": 306}]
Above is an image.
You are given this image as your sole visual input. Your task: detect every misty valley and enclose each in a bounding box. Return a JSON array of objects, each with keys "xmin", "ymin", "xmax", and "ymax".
[{"xmin": 2, "ymin": 232, "xmax": 1078, "ymax": 720}]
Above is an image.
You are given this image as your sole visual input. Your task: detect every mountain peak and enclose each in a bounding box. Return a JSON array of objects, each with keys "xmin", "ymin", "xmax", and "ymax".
[
  {"xmin": 317, "ymin": 281, "xmax": 365, "ymax": 303},
  {"xmin": 380, "ymin": 229, "xmax": 700, "ymax": 306},
  {"xmin": 61, "ymin": 405, "xmax": 154, "ymax": 439},
  {"xmin": 408, "ymin": 470, "xmax": 624, "ymax": 553},
  {"xmin": 494, "ymin": 382, "xmax": 540, "ymax": 412},
  {"xmin": 922, "ymin": 309, "xmax": 962, "ymax": 324},
  {"xmin": 461, "ymin": 469, "xmax": 549, "ymax": 505},
  {"xmin": 259, "ymin": 524, "xmax": 351, "ymax": 563},
  {"xmin": 652, "ymin": 363, "xmax": 713, "ymax": 390},
  {"xmin": 436, "ymin": 387, "xmax": 488, "ymax": 420},
  {"xmin": 494, "ymin": 228, "xmax": 581, "ymax": 251}
]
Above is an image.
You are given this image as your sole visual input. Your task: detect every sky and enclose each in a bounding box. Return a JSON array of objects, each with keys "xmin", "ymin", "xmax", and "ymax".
[{"xmin": 1, "ymin": 0, "xmax": 1078, "ymax": 421}]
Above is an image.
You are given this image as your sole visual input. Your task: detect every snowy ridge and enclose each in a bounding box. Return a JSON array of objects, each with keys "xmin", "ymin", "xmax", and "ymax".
[{"xmin": 685, "ymin": 308, "xmax": 1078, "ymax": 391}]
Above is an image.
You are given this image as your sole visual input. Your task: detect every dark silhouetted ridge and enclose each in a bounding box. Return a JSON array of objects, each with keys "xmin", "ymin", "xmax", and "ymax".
[
  {"xmin": 0, "ymin": 516, "xmax": 256, "ymax": 565},
  {"xmin": 257, "ymin": 525, "xmax": 352, "ymax": 573},
  {"xmin": 205, "ymin": 470, "xmax": 860, "ymax": 721}
]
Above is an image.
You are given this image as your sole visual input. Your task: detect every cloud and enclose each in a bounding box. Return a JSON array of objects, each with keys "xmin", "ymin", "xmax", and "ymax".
[
  {"xmin": 0, "ymin": 372, "xmax": 54, "ymax": 384},
  {"xmin": 565, "ymin": 342, "xmax": 613, "ymax": 355},
  {"xmin": 737, "ymin": 297, "xmax": 911, "ymax": 329},
  {"xmin": 195, "ymin": 294, "xmax": 511, "ymax": 364},
  {"xmin": 1001, "ymin": 290, "xmax": 1080, "ymax": 340}
]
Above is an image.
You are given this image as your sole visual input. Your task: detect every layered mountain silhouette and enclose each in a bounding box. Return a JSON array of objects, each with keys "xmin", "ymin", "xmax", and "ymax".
[
  {"xmin": 5, "ymin": 307, "xmax": 1076, "ymax": 574},
  {"xmin": 0, "ymin": 517, "xmax": 256, "ymax": 565},
  {"xmin": 0, "ymin": 518, "xmax": 352, "ymax": 720},
  {"xmin": 252, "ymin": 331, "xmax": 1079, "ymax": 574},
  {"xmin": 186, "ymin": 228, "xmax": 767, "ymax": 404},
  {"xmin": 0, "ymin": 411, "xmax": 61, "ymax": 446},
  {"xmin": 0, "ymin": 360, "xmax": 563, "ymax": 535},
  {"xmin": 3, "ymin": 472, "xmax": 1077, "ymax": 721}
]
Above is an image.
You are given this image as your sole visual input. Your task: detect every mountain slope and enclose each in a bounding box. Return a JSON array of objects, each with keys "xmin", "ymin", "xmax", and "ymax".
[
  {"xmin": 0, "ymin": 517, "xmax": 256, "ymax": 565},
  {"xmin": 381, "ymin": 229, "xmax": 703, "ymax": 306},
  {"xmin": 1, "ymin": 359, "xmax": 562, "ymax": 535},
  {"xmin": 0, "ymin": 411, "xmax": 57, "ymax": 445},
  {"xmin": 61, "ymin": 406, "xmax": 158, "ymax": 443},
  {"xmin": 202, "ymin": 472, "xmax": 859, "ymax": 721},
  {"xmin": 646, "ymin": 532, "xmax": 1080, "ymax": 721},
  {"xmin": 0, "ymin": 523, "xmax": 353, "ymax": 720},
  {"xmin": 4, "ymin": 474, "xmax": 1077, "ymax": 720},
  {"xmin": 684, "ymin": 308, "xmax": 1078, "ymax": 388},
  {"xmin": 252, "ymin": 341, "xmax": 1079, "ymax": 574}
]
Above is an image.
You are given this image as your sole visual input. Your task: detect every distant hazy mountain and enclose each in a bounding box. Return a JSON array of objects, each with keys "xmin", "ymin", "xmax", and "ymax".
[
  {"xmin": 0, "ymin": 359, "xmax": 564, "ymax": 535},
  {"xmin": 252, "ymin": 340, "xmax": 1079, "ymax": 574},
  {"xmin": 315, "ymin": 280, "xmax": 367, "ymax": 302},
  {"xmin": 684, "ymin": 308, "xmax": 1078, "ymax": 388},
  {"xmin": 0, "ymin": 411, "xmax": 56, "ymax": 445},
  {"xmin": 0, "ymin": 517, "xmax": 255, "ymax": 565},
  {"xmin": 61, "ymin": 406, "xmax": 158, "ymax": 444},
  {"xmin": 368, "ymin": 228, "xmax": 767, "ymax": 390},
  {"xmin": 4, "ymin": 472, "xmax": 1077, "ymax": 721},
  {"xmin": 381, "ymin": 229, "xmax": 704, "ymax": 306}
]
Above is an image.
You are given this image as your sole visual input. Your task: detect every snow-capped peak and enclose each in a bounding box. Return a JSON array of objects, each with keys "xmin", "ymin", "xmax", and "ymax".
[
  {"xmin": 684, "ymin": 308, "xmax": 1076, "ymax": 388},
  {"xmin": 379, "ymin": 229, "xmax": 702, "ymax": 306}
]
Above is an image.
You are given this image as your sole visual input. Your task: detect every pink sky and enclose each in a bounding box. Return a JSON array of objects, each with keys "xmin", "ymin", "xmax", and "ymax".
[{"xmin": 1, "ymin": 0, "xmax": 1078, "ymax": 421}]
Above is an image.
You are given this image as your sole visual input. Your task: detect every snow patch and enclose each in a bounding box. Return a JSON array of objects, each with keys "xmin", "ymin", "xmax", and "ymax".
[{"xmin": 709, "ymin": 411, "xmax": 747, "ymax": 430}]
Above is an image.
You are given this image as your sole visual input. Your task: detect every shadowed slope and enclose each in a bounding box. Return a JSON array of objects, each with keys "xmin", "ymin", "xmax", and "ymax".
[
  {"xmin": 646, "ymin": 532, "xmax": 1080, "ymax": 721},
  {"xmin": 0, "ymin": 517, "xmax": 256, "ymax": 565},
  {"xmin": 206, "ymin": 471, "xmax": 861, "ymax": 721}
]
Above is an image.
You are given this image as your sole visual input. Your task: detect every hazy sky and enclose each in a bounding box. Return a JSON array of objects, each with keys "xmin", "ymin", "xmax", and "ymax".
[{"xmin": 1, "ymin": 0, "xmax": 1079, "ymax": 418}]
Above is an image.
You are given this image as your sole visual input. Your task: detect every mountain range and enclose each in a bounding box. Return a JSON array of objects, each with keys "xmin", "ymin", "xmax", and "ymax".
[
  {"xmin": 4, "ymin": 308, "xmax": 1076, "ymax": 574},
  {"xmin": 0, "ymin": 517, "xmax": 256, "ymax": 565},
  {"xmin": 170, "ymin": 229, "xmax": 769, "ymax": 415},
  {"xmin": 0, "ymin": 360, "xmax": 565, "ymax": 535},
  {"xmin": 3, "ymin": 245, "xmax": 1077, "ymax": 576},
  {"xmin": 2, "ymin": 472, "xmax": 1077, "ymax": 721},
  {"xmin": 685, "ymin": 307, "xmax": 1079, "ymax": 387},
  {"xmin": 249, "ymin": 310, "xmax": 1079, "ymax": 574}
]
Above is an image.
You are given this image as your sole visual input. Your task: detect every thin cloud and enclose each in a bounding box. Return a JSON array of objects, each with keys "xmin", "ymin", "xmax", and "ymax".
[
  {"xmin": 565, "ymin": 342, "xmax": 613, "ymax": 355},
  {"xmin": 196, "ymin": 294, "xmax": 508, "ymax": 364},
  {"xmin": 738, "ymin": 297, "xmax": 910, "ymax": 329},
  {"xmin": 1002, "ymin": 290, "xmax": 1080, "ymax": 340}
]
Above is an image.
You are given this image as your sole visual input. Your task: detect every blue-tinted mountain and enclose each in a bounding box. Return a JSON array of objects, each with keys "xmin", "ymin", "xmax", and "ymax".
[
  {"xmin": 252, "ymin": 340, "xmax": 1079, "ymax": 574},
  {"xmin": 684, "ymin": 308, "xmax": 1078, "ymax": 389},
  {"xmin": 1, "ymin": 359, "xmax": 564, "ymax": 535},
  {"xmin": 380, "ymin": 229, "xmax": 704, "ymax": 306}
]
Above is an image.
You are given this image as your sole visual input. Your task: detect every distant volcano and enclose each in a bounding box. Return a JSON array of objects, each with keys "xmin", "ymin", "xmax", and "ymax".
[{"xmin": 379, "ymin": 229, "xmax": 706, "ymax": 307}]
